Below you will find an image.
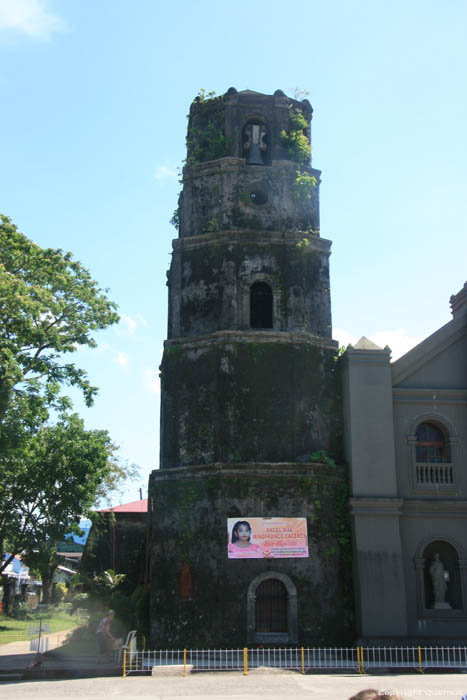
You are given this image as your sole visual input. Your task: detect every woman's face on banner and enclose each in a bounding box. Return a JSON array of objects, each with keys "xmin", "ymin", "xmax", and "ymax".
[{"xmin": 236, "ymin": 524, "xmax": 251, "ymax": 542}]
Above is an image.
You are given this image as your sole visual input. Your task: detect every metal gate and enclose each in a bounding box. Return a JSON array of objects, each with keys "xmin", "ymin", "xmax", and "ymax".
[{"xmin": 255, "ymin": 578, "xmax": 288, "ymax": 633}]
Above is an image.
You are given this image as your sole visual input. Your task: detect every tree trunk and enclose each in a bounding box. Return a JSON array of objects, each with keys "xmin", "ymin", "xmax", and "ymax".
[{"xmin": 41, "ymin": 575, "xmax": 53, "ymax": 605}]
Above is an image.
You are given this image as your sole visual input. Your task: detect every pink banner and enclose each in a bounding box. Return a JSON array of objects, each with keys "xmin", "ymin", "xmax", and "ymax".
[{"xmin": 227, "ymin": 517, "xmax": 308, "ymax": 559}]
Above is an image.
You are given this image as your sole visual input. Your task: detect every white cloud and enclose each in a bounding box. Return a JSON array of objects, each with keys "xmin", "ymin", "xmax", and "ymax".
[
  {"xmin": 136, "ymin": 312, "xmax": 148, "ymax": 327},
  {"xmin": 0, "ymin": 0, "xmax": 67, "ymax": 39},
  {"xmin": 115, "ymin": 352, "xmax": 129, "ymax": 367},
  {"xmin": 154, "ymin": 165, "xmax": 177, "ymax": 181},
  {"xmin": 370, "ymin": 328, "xmax": 425, "ymax": 361},
  {"xmin": 333, "ymin": 328, "xmax": 358, "ymax": 350},
  {"xmin": 120, "ymin": 313, "xmax": 137, "ymax": 335},
  {"xmin": 334, "ymin": 327, "xmax": 425, "ymax": 361},
  {"xmin": 144, "ymin": 368, "xmax": 160, "ymax": 395}
]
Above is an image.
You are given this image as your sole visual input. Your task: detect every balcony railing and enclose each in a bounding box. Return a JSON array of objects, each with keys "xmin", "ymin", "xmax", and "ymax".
[{"xmin": 415, "ymin": 462, "xmax": 454, "ymax": 487}]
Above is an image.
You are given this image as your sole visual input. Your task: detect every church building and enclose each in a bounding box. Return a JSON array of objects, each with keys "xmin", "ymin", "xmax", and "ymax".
[{"xmin": 148, "ymin": 88, "xmax": 467, "ymax": 646}]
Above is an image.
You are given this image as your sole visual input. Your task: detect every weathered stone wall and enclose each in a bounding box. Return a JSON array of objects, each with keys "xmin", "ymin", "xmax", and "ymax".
[
  {"xmin": 168, "ymin": 232, "xmax": 331, "ymax": 339},
  {"xmin": 149, "ymin": 463, "xmax": 353, "ymax": 647},
  {"xmin": 180, "ymin": 159, "xmax": 320, "ymax": 238},
  {"xmin": 160, "ymin": 337, "xmax": 343, "ymax": 469},
  {"xmin": 152, "ymin": 89, "xmax": 353, "ymax": 647},
  {"xmin": 186, "ymin": 88, "xmax": 313, "ymax": 167}
]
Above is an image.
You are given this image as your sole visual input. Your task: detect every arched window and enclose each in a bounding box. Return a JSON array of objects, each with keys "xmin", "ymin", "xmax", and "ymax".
[
  {"xmin": 255, "ymin": 578, "xmax": 288, "ymax": 633},
  {"xmin": 413, "ymin": 422, "xmax": 453, "ymax": 487},
  {"xmin": 250, "ymin": 281, "xmax": 273, "ymax": 329},
  {"xmin": 415, "ymin": 423, "xmax": 449, "ymax": 463}
]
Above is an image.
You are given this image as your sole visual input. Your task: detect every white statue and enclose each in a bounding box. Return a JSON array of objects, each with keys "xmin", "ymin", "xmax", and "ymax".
[{"xmin": 429, "ymin": 552, "xmax": 451, "ymax": 609}]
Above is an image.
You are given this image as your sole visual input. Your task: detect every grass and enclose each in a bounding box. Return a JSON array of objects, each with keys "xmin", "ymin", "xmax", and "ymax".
[{"xmin": 0, "ymin": 609, "xmax": 84, "ymax": 645}]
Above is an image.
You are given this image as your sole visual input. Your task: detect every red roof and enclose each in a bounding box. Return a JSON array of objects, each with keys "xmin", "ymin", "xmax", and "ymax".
[{"xmin": 99, "ymin": 498, "xmax": 148, "ymax": 513}]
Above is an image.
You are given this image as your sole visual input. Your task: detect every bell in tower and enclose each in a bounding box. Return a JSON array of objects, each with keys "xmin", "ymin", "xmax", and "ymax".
[
  {"xmin": 149, "ymin": 89, "xmax": 351, "ymax": 649},
  {"xmin": 243, "ymin": 122, "xmax": 268, "ymax": 165}
]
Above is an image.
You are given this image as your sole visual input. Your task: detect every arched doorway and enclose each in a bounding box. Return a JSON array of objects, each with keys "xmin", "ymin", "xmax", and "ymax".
[
  {"xmin": 255, "ymin": 578, "xmax": 288, "ymax": 633},
  {"xmin": 247, "ymin": 572, "xmax": 297, "ymax": 643}
]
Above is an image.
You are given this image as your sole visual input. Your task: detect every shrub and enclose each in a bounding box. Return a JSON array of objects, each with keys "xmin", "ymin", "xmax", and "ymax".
[
  {"xmin": 71, "ymin": 592, "xmax": 89, "ymax": 611},
  {"xmin": 54, "ymin": 582, "xmax": 67, "ymax": 603},
  {"xmin": 12, "ymin": 599, "xmax": 30, "ymax": 619}
]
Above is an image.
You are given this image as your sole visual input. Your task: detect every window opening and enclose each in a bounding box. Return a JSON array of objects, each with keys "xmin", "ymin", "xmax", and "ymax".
[
  {"xmin": 249, "ymin": 189, "xmax": 268, "ymax": 205},
  {"xmin": 243, "ymin": 122, "xmax": 268, "ymax": 165},
  {"xmin": 415, "ymin": 422, "xmax": 453, "ymax": 486},
  {"xmin": 250, "ymin": 281, "xmax": 273, "ymax": 329},
  {"xmin": 415, "ymin": 423, "xmax": 448, "ymax": 463}
]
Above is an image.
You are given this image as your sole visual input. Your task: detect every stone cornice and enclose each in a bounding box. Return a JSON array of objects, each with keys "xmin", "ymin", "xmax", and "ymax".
[
  {"xmin": 350, "ymin": 497, "xmax": 467, "ymax": 517},
  {"xmin": 173, "ymin": 229, "xmax": 332, "ymax": 255},
  {"xmin": 392, "ymin": 388, "xmax": 467, "ymax": 404},
  {"xmin": 183, "ymin": 156, "xmax": 321, "ymax": 181},
  {"xmin": 350, "ymin": 498, "xmax": 404, "ymax": 516},
  {"xmin": 150, "ymin": 461, "xmax": 346, "ymax": 482},
  {"xmin": 402, "ymin": 499, "xmax": 467, "ymax": 516},
  {"xmin": 342, "ymin": 347, "xmax": 391, "ymax": 366},
  {"xmin": 165, "ymin": 329, "xmax": 338, "ymax": 351}
]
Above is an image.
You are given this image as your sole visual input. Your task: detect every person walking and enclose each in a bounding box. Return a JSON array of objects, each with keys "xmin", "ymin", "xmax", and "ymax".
[{"xmin": 96, "ymin": 610, "xmax": 116, "ymax": 663}]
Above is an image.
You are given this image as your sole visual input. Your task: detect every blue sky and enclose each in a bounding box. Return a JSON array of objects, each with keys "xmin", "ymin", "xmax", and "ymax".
[{"xmin": 1, "ymin": 0, "xmax": 466, "ymax": 502}]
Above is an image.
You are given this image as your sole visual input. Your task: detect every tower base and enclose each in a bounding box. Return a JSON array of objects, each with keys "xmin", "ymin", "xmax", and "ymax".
[{"xmin": 149, "ymin": 462, "xmax": 353, "ymax": 647}]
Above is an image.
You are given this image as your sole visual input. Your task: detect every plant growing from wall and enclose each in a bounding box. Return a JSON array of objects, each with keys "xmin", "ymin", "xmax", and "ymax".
[
  {"xmin": 186, "ymin": 92, "xmax": 230, "ymax": 166},
  {"xmin": 281, "ymin": 106, "xmax": 317, "ymax": 201},
  {"xmin": 281, "ymin": 107, "xmax": 311, "ymax": 166},
  {"xmin": 291, "ymin": 169, "xmax": 317, "ymax": 201},
  {"xmin": 170, "ymin": 91, "xmax": 229, "ymax": 229},
  {"xmin": 170, "ymin": 207, "xmax": 180, "ymax": 231},
  {"xmin": 332, "ymin": 482, "xmax": 353, "ymax": 598},
  {"xmin": 310, "ymin": 450, "xmax": 337, "ymax": 467}
]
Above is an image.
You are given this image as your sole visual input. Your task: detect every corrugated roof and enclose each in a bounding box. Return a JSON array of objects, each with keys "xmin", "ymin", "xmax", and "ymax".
[{"xmin": 99, "ymin": 498, "xmax": 148, "ymax": 513}]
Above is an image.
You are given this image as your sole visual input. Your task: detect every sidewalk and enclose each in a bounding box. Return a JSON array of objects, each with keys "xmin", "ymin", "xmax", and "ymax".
[{"xmin": 0, "ymin": 629, "xmax": 121, "ymax": 680}]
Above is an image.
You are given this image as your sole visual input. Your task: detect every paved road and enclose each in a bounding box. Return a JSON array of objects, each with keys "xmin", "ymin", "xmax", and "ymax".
[{"xmin": 1, "ymin": 671, "xmax": 467, "ymax": 700}]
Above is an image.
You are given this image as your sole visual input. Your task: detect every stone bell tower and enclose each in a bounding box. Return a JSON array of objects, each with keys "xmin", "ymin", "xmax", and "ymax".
[{"xmin": 149, "ymin": 89, "xmax": 351, "ymax": 647}]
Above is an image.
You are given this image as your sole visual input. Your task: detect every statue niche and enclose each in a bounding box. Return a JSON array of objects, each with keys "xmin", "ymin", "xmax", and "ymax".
[
  {"xmin": 422, "ymin": 540, "xmax": 462, "ymax": 610},
  {"xmin": 429, "ymin": 552, "xmax": 451, "ymax": 609},
  {"xmin": 243, "ymin": 121, "xmax": 268, "ymax": 165}
]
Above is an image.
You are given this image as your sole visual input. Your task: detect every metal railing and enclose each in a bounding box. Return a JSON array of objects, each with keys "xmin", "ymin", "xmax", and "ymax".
[{"xmin": 122, "ymin": 645, "xmax": 467, "ymax": 676}]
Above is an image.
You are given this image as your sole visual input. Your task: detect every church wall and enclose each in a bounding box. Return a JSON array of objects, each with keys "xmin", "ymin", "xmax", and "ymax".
[
  {"xmin": 399, "ymin": 512, "xmax": 467, "ymax": 637},
  {"xmin": 392, "ymin": 370, "xmax": 467, "ymax": 639},
  {"xmin": 394, "ymin": 335, "xmax": 467, "ymax": 389},
  {"xmin": 392, "ymin": 392, "xmax": 467, "ymax": 498}
]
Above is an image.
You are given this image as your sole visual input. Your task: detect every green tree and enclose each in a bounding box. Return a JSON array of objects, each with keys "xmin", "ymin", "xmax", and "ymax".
[
  {"xmin": 0, "ymin": 215, "xmax": 119, "ymax": 426},
  {"xmin": 0, "ymin": 215, "xmax": 122, "ymax": 584},
  {"xmin": 23, "ymin": 542, "xmax": 59, "ymax": 606},
  {"xmin": 1, "ymin": 413, "xmax": 114, "ymax": 581}
]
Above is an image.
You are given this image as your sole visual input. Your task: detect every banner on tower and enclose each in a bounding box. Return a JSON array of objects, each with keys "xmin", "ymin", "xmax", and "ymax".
[{"xmin": 227, "ymin": 517, "xmax": 308, "ymax": 559}]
